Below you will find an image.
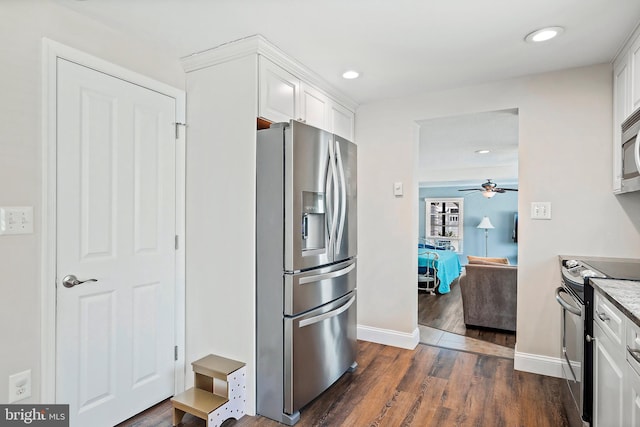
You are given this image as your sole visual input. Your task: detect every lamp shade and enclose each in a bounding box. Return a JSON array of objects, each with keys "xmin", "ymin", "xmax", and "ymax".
[{"xmin": 477, "ymin": 216, "xmax": 495, "ymax": 229}]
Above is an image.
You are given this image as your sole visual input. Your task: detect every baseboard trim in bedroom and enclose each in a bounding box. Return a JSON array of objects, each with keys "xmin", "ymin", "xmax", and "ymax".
[
  {"xmin": 357, "ymin": 324, "xmax": 420, "ymax": 350},
  {"xmin": 514, "ymin": 349, "xmax": 564, "ymax": 379}
]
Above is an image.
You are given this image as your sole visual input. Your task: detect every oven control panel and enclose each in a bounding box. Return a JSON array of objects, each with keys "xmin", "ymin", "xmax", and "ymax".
[{"xmin": 562, "ymin": 259, "xmax": 606, "ymax": 285}]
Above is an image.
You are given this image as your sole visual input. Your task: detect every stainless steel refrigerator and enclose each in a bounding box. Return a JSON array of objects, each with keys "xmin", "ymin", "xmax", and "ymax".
[{"xmin": 256, "ymin": 120, "xmax": 357, "ymax": 425}]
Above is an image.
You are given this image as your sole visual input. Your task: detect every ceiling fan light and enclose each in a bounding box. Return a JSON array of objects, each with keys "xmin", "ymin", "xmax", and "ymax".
[{"xmin": 482, "ymin": 190, "xmax": 497, "ymax": 198}]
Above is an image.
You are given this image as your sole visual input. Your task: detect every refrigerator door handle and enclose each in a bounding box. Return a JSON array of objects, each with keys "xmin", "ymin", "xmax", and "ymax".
[
  {"xmin": 335, "ymin": 141, "xmax": 347, "ymax": 253},
  {"xmin": 298, "ymin": 262, "xmax": 355, "ymax": 284},
  {"xmin": 326, "ymin": 140, "xmax": 339, "ymax": 259},
  {"xmin": 298, "ymin": 295, "xmax": 355, "ymax": 328}
]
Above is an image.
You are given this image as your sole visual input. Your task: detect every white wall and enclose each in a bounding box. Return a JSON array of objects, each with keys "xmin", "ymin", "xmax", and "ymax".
[
  {"xmin": 356, "ymin": 63, "xmax": 640, "ymax": 367},
  {"xmin": 0, "ymin": 1, "xmax": 184, "ymax": 404}
]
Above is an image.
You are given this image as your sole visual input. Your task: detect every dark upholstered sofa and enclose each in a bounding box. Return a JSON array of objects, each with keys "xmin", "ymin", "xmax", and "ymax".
[{"xmin": 459, "ymin": 262, "xmax": 517, "ymax": 332}]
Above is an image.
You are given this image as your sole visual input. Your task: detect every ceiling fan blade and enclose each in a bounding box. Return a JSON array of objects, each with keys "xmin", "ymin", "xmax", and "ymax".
[
  {"xmin": 458, "ymin": 188, "xmax": 480, "ymax": 192},
  {"xmin": 498, "ymin": 188, "xmax": 518, "ymax": 192}
]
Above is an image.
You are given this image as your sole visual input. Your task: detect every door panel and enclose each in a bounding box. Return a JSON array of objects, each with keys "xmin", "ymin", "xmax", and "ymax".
[
  {"xmin": 134, "ymin": 106, "xmax": 163, "ymax": 253},
  {"xmin": 80, "ymin": 88, "xmax": 116, "ymax": 259},
  {"xmin": 56, "ymin": 58, "xmax": 176, "ymax": 427},
  {"xmin": 78, "ymin": 291, "xmax": 115, "ymax": 410}
]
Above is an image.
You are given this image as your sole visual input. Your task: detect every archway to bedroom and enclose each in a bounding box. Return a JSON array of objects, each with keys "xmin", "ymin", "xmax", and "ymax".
[{"xmin": 416, "ymin": 108, "xmax": 519, "ymax": 358}]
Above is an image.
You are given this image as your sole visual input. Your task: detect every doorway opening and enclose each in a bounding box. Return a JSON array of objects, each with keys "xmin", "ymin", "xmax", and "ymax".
[{"xmin": 416, "ymin": 108, "xmax": 519, "ymax": 356}]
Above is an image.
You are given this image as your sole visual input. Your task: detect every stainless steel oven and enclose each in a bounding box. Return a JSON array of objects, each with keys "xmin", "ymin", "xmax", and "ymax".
[
  {"xmin": 556, "ymin": 283, "xmax": 590, "ymax": 427},
  {"xmin": 557, "ymin": 259, "xmax": 603, "ymax": 427}
]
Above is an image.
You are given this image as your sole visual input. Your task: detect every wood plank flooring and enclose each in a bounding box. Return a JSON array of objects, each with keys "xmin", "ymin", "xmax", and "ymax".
[
  {"xmin": 418, "ymin": 279, "xmax": 517, "ymax": 349},
  {"xmin": 118, "ymin": 341, "xmax": 568, "ymax": 427}
]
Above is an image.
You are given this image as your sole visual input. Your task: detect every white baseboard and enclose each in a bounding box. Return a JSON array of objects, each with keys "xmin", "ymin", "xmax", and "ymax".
[
  {"xmin": 357, "ymin": 324, "xmax": 419, "ymax": 350},
  {"xmin": 514, "ymin": 350, "xmax": 564, "ymax": 379}
]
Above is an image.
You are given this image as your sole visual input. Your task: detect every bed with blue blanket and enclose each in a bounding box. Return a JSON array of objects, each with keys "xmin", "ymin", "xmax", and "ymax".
[{"xmin": 418, "ymin": 246, "xmax": 462, "ymax": 294}]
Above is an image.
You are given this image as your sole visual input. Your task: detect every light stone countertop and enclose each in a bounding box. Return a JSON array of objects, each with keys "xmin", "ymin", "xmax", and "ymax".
[{"xmin": 590, "ymin": 278, "xmax": 640, "ymax": 327}]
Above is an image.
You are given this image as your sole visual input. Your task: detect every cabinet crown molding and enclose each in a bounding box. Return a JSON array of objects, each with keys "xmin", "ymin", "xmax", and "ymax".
[{"xmin": 180, "ymin": 34, "xmax": 358, "ymax": 112}]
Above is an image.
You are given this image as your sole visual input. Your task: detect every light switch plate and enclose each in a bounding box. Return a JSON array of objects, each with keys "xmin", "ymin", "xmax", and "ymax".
[
  {"xmin": 531, "ymin": 202, "xmax": 551, "ymax": 220},
  {"xmin": 394, "ymin": 182, "xmax": 403, "ymax": 197},
  {"xmin": 0, "ymin": 207, "xmax": 34, "ymax": 235}
]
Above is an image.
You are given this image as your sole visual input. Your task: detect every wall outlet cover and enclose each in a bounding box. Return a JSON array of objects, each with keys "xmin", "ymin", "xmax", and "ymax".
[{"xmin": 8, "ymin": 369, "xmax": 31, "ymax": 403}]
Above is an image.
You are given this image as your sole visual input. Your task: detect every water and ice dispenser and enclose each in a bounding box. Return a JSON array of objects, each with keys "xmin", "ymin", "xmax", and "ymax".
[{"xmin": 301, "ymin": 191, "xmax": 325, "ymax": 253}]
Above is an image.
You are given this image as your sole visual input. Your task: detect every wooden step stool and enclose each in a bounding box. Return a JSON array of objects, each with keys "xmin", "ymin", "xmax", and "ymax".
[{"xmin": 171, "ymin": 354, "xmax": 246, "ymax": 427}]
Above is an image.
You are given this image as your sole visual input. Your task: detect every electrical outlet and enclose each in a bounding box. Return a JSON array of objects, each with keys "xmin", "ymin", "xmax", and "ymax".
[{"xmin": 8, "ymin": 369, "xmax": 31, "ymax": 403}]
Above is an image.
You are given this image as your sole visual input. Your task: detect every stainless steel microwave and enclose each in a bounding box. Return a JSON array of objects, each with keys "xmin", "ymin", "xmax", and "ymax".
[{"xmin": 621, "ymin": 107, "xmax": 640, "ymax": 193}]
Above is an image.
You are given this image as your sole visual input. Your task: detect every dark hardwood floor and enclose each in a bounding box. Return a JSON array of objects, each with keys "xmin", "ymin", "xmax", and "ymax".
[
  {"xmin": 418, "ymin": 279, "xmax": 517, "ymax": 349},
  {"xmin": 119, "ymin": 341, "xmax": 568, "ymax": 427}
]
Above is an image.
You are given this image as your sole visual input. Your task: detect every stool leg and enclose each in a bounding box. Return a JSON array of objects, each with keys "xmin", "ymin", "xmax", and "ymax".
[{"xmin": 172, "ymin": 407, "xmax": 186, "ymax": 426}]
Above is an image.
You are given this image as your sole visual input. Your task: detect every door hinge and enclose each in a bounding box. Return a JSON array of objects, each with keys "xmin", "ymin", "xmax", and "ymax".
[
  {"xmin": 174, "ymin": 345, "xmax": 178, "ymax": 361},
  {"xmin": 174, "ymin": 122, "xmax": 186, "ymax": 139},
  {"xmin": 175, "ymin": 235, "xmax": 179, "ymax": 250}
]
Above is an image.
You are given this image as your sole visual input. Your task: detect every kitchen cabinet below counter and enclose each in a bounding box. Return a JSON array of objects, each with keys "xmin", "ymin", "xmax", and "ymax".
[{"xmin": 590, "ymin": 279, "xmax": 640, "ymax": 427}]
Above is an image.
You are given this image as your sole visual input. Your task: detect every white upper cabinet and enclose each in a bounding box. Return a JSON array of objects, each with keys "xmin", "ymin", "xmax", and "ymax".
[
  {"xmin": 613, "ymin": 56, "xmax": 630, "ymax": 192},
  {"xmin": 631, "ymin": 35, "xmax": 640, "ymax": 114},
  {"xmin": 300, "ymin": 83, "xmax": 329, "ymax": 130},
  {"xmin": 612, "ymin": 24, "xmax": 640, "ymax": 193},
  {"xmin": 183, "ymin": 35, "xmax": 357, "ymax": 141},
  {"xmin": 259, "ymin": 56, "xmax": 300, "ymax": 124},
  {"xmin": 330, "ymin": 101, "xmax": 355, "ymax": 141},
  {"xmin": 258, "ymin": 53, "xmax": 356, "ymax": 141}
]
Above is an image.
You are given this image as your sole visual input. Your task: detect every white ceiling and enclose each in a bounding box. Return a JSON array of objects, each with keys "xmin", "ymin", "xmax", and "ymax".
[
  {"xmin": 418, "ymin": 109, "xmax": 519, "ymax": 187},
  {"xmin": 52, "ymin": 0, "xmax": 640, "ymax": 184},
  {"xmin": 54, "ymin": 0, "xmax": 640, "ymax": 105}
]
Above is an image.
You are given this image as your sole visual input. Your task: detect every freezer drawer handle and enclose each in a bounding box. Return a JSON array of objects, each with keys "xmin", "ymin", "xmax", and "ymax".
[
  {"xmin": 299, "ymin": 263, "xmax": 356, "ymax": 284},
  {"xmin": 299, "ymin": 295, "xmax": 355, "ymax": 328}
]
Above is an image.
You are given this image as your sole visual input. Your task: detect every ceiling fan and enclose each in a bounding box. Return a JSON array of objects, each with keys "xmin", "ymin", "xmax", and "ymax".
[{"xmin": 458, "ymin": 179, "xmax": 518, "ymax": 198}]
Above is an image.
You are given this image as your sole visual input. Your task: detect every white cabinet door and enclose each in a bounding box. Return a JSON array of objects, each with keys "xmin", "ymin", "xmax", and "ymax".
[
  {"xmin": 625, "ymin": 355, "xmax": 640, "ymax": 427},
  {"xmin": 300, "ymin": 83, "xmax": 328, "ymax": 130},
  {"xmin": 631, "ymin": 34, "xmax": 640, "ymax": 114},
  {"xmin": 259, "ymin": 56, "xmax": 300, "ymax": 123},
  {"xmin": 329, "ymin": 101, "xmax": 355, "ymax": 141},
  {"xmin": 613, "ymin": 55, "xmax": 630, "ymax": 192},
  {"xmin": 594, "ymin": 321, "xmax": 625, "ymax": 427}
]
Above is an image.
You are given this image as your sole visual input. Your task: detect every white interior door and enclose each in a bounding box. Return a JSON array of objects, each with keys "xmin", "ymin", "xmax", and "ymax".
[{"xmin": 55, "ymin": 58, "xmax": 176, "ymax": 427}]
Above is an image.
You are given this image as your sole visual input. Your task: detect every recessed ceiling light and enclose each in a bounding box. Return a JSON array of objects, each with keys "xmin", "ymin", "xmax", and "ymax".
[
  {"xmin": 525, "ymin": 26, "xmax": 564, "ymax": 43},
  {"xmin": 475, "ymin": 149, "xmax": 490, "ymax": 154},
  {"xmin": 342, "ymin": 70, "xmax": 360, "ymax": 80}
]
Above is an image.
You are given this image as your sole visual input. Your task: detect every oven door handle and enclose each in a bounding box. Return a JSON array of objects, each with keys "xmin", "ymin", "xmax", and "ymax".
[{"xmin": 555, "ymin": 287, "xmax": 582, "ymax": 316}]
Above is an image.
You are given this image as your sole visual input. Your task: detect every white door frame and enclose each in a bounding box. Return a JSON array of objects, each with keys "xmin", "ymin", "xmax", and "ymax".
[{"xmin": 40, "ymin": 38, "xmax": 186, "ymax": 403}]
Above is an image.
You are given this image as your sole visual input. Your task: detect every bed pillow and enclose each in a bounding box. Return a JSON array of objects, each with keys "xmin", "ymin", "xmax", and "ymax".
[{"xmin": 467, "ymin": 255, "xmax": 510, "ymax": 265}]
